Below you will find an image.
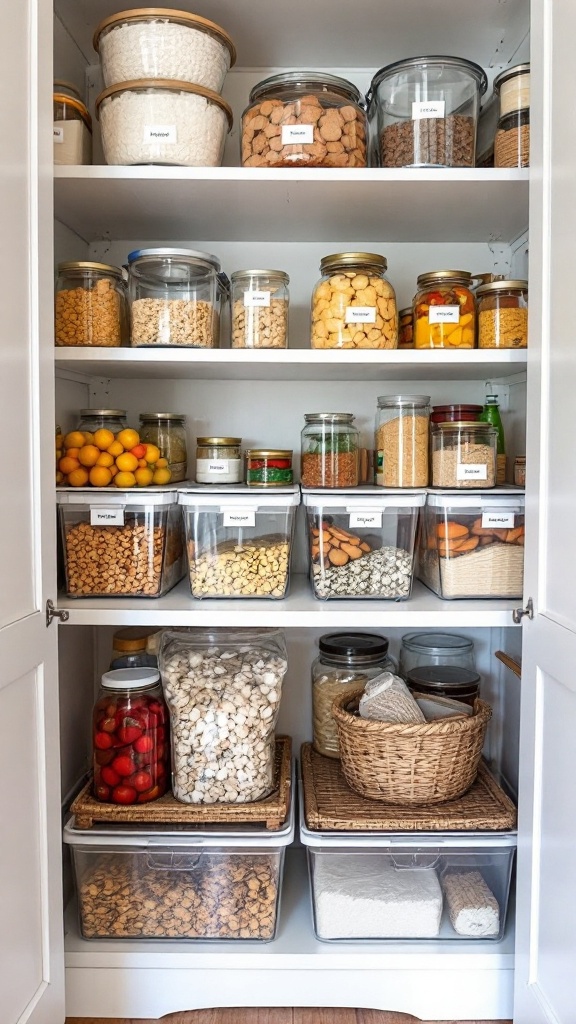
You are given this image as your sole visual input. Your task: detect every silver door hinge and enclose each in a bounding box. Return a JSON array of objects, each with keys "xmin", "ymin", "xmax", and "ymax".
[
  {"xmin": 512, "ymin": 597, "xmax": 534, "ymax": 624},
  {"xmin": 46, "ymin": 599, "xmax": 69, "ymax": 627}
]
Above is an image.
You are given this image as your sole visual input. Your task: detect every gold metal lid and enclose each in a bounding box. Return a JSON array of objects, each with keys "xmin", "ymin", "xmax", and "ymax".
[
  {"xmin": 196, "ymin": 437, "xmax": 241, "ymax": 446},
  {"xmin": 140, "ymin": 412, "xmax": 186, "ymax": 421},
  {"xmin": 95, "ymin": 80, "xmax": 233, "ymax": 130},
  {"xmin": 320, "ymin": 252, "xmax": 388, "ymax": 275},
  {"xmin": 58, "ymin": 261, "xmax": 123, "ymax": 276},
  {"xmin": 417, "ymin": 270, "xmax": 472, "ymax": 288},
  {"xmin": 53, "ymin": 92, "xmax": 92, "ymax": 130},
  {"xmin": 93, "ymin": 8, "xmax": 236, "ymax": 66},
  {"xmin": 245, "ymin": 449, "xmax": 293, "ymax": 458},
  {"xmin": 476, "ymin": 279, "xmax": 528, "ymax": 296},
  {"xmin": 80, "ymin": 409, "xmax": 126, "ymax": 417},
  {"xmin": 231, "ymin": 270, "xmax": 290, "ymax": 283}
]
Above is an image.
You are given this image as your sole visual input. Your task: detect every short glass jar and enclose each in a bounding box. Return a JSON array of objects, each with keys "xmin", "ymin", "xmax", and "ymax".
[
  {"xmin": 375, "ymin": 395, "xmax": 430, "ymax": 487},
  {"xmin": 399, "ymin": 632, "xmax": 476, "ymax": 678},
  {"xmin": 301, "ymin": 413, "xmax": 359, "ymax": 489},
  {"xmin": 431, "ymin": 404, "xmax": 483, "ymax": 426},
  {"xmin": 514, "ymin": 456, "xmax": 526, "ymax": 487},
  {"xmin": 110, "ymin": 628, "xmax": 159, "ymax": 670},
  {"xmin": 92, "ymin": 668, "xmax": 169, "ymax": 805},
  {"xmin": 431, "ymin": 421, "xmax": 498, "ymax": 488},
  {"xmin": 245, "ymin": 449, "xmax": 293, "ymax": 487},
  {"xmin": 77, "ymin": 409, "xmax": 127, "ymax": 435},
  {"xmin": 53, "ymin": 90, "xmax": 92, "ymax": 165},
  {"xmin": 241, "ymin": 72, "xmax": 367, "ymax": 168},
  {"xmin": 196, "ymin": 437, "xmax": 242, "ymax": 484},
  {"xmin": 311, "ymin": 252, "xmax": 397, "ymax": 350},
  {"xmin": 231, "ymin": 270, "xmax": 289, "ymax": 349},
  {"xmin": 477, "ymin": 280, "xmax": 528, "ymax": 348},
  {"xmin": 55, "ymin": 261, "xmax": 128, "ymax": 347},
  {"xmin": 405, "ymin": 665, "xmax": 481, "ymax": 707},
  {"xmin": 398, "ymin": 307, "xmax": 414, "ymax": 348},
  {"xmin": 414, "ymin": 271, "xmax": 475, "ymax": 349},
  {"xmin": 139, "ymin": 413, "xmax": 188, "ymax": 482},
  {"xmin": 493, "ymin": 63, "xmax": 530, "ymax": 118},
  {"xmin": 312, "ymin": 632, "xmax": 395, "ymax": 758},
  {"xmin": 128, "ymin": 248, "xmax": 226, "ymax": 348},
  {"xmin": 494, "ymin": 109, "xmax": 530, "ymax": 168}
]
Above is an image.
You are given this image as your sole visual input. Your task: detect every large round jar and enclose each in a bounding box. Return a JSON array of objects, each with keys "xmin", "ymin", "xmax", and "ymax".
[
  {"xmin": 312, "ymin": 632, "xmax": 395, "ymax": 758},
  {"xmin": 231, "ymin": 270, "xmax": 289, "ymax": 349},
  {"xmin": 92, "ymin": 667, "xmax": 169, "ymax": 805},
  {"xmin": 53, "ymin": 90, "xmax": 92, "ymax": 165},
  {"xmin": 301, "ymin": 413, "xmax": 359, "ymax": 489},
  {"xmin": 369, "ymin": 56, "xmax": 487, "ymax": 168},
  {"xmin": 493, "ymin": 63, "xmax": 530, "ymax": 118},
  {"xmin": 414, "ymin": 270, "xmax": 475, "ymax": 348},
  {"xmin": 128, "ymin": 248, "xmax": 225, "ymax": 348},
  {"xmin": 55, "ymin": 262, "xmax": 127, "ymax": 347},
  {"xmin": 139, "ymin": 412, "xmax": 188, "ymax": 481},
  {"xmin": 375, "ymin": 395, "xmax": 430, "ymax": 487},
  {"xmin": 95, "ymin": 80, "xmax": 233, "ymax": 167},
  {"xmin": 431, "ymin": 421, "xmax": 497, "ymax": 488},
  {"xmin": 93, "ymin": 9, "xmax": 236, "ymax": 92},
  {"xmin": 477, "ymin": 280, "xmax": 528, "ymax": 348},
  {"xmin": 311, "ymin": 252, "xmax": 397, "ymax": 350},
  {"xmin": 77, "ymin": 409, "xmax": 127, "ymax": 435},
  {"xmin": 399, "ymin": 632, "xmax": 476, "ymax": 678},
  {"xmin": 196, "ymin": 437, "xmax": 242, "ymax": 484},
  {"xmin": 405, "ymin": 665, "xmax": 481, "ymax": 706},
  {"xmin": 241, "ymin": 72, "xmax": 367, "ymax": 168}
]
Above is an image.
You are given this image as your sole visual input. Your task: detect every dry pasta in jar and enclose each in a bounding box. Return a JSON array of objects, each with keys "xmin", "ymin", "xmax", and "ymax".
[{"xmin": 477, "ymin": 280, "xmax": 528, "ymax": 348}]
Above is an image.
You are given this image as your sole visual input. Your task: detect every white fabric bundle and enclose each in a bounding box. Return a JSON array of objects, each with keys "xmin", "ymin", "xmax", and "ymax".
[{"xmin": 359, "ymin": 671, "xmax": 425, "ymax": 723}]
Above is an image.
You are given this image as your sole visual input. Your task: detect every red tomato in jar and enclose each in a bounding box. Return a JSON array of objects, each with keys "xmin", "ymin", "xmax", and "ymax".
[
  {"xmin": 117, "ymin": 724, "xmax": 143, "ymax": 745},
  {"xmin": 105, "ymin": 702, "xmax": 118, "ymax": 717},
  {"xmin": 137, "ymin": 785, "xmax": 162, "ymax": 803},
  {"xmin": 266, "ymin": 459, "xmax": 291, "ymax": 468},
  {"xmin": 112, "ymin": 785, "xmax": 137, "ymax": 805},
  {"xmin": 134, "ymin": 734, "xmax": 154, "ymax": 754},
  {"xmin": 155, "ymin": 743, "xmax": 165, "ymax": 762},
  {"xmin": 93, "ymin": 783, "xmax": 111, "ymax": 802},
  {"xmin": 153, "ymin": 760, "xmax": 167, "ymax": 779},
  {"xmin": 99, "ymin": 716, "xmax": 117, "ymax": 733},
  {"xmin": 154, "ymin": 725, "xmax": 166, "ymax": 742},
  {"xmin": 100, "ymin": 766, "xmax": 121, "ymax": 787},
  {"xmin": 148, "ymin": 701, "xmax": 165, "ymax": 719},
  {"xmin": 94, "ymin": 731, "xmax": 113, "ymax": 750},
  {"xmin": 111, "ymin": 754, "xmax": 136, "ymax": 777},
  {"xmin": 94, "ymin": 748, "xmax": 115, "ymax": 766},
  {"xmin": 130, "ymin": 770, "xmax": 153, "ymax": 793}
]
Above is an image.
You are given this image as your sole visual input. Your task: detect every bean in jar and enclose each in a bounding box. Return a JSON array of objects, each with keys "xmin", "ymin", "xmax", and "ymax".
[
  {"xmin": 477, "ymin": 280, "xmax": 528, "ymax": 348},
  {"xmin": 414, "ymin": 271, "xmax": 475, "ymax": 348},
  {"xmin": 301, "ymin": 413, "xmax": 359, "ymax": 488},
  {"xmin": 139, "ymin": 412, "xmax": 188, "ymax": 482},
  {"xmin": 245, "ymin": 450, "xmax": 293, "ymax": 487},
  {"xmin": 311, "ymin": 252, "xmax": 397, "ymax": 350},
  {"xmin": 231, "ymin": 270, "xmax": 289, "ymax": 348}
]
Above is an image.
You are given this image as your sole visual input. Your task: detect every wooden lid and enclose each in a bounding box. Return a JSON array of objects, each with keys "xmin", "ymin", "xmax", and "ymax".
[
  {"xmin": 95, "ymin": 78, "xmax": 233, "ymax": 129},
  {"xmin": 93, "ymin": 8, "xmax": 236, "ymax": 66}
]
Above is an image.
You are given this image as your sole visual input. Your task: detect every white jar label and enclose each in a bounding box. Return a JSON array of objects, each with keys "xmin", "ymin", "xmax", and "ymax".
[
  {"xmin": 345, "ymin": 306, "xmax": 377, "ymax": 324},
  {"xmin": 90, "ymin": 508, "xmax": 125, "ymax": 526},
  {"xmin": 143, "ymin": 124, "xmax": 177, "ymax": 144},
  {"xmin": 223, "ymin": 509, "xmax": 256, "ymax": 527},
  {"xmin": 457, "ymin": 464, "xmax": 488, "ymax": 480},
  {"xmin": 53, "ymin": 126, "xmax": 64, "ymax": 144},
  {"xmin": 412, "ymin": 100, "xmax": 446, "ymax": 120},
  {"xmin": 482, "ymin": 512, "xmax": 516, "ymax": 528},
  {"xmin": 281, "ymin": 124, "xmax": 313, "ymax": 145},
  {"xmin": 244, "ymin": 290, "xmax": 271, "ymax": 308},
  {"xmin": 429, "ymin": 305, "xmax": 460, "ymax": 324},
  {"xmin": 201, "ymin": 460, "xmax": 230, "ymax": 474},
  {"xmin": 349, "ymin": 511, "xmax": 382, "ymax": 529}
]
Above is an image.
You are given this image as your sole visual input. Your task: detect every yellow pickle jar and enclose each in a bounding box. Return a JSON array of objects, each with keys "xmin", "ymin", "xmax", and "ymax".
[
  {"xmin": 477, "ymin": 280, "xmax": 528, "ymax": 349},
  {"xmin": 311, "ymin": 252, "xmax": 397, "ymax": 350},
  {"xmin": 413, "ymin": 270, "xmax": 475, "ymax": 349}
]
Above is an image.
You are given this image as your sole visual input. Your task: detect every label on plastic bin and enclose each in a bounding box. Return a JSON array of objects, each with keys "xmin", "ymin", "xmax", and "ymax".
[
  {"xmin": 244, "ymin": 290, "xmax": 271, "ymax": 307},
  {"xmin": 482, "ymin": 512, "xmax": 515, "ymax": 528},
  {"xmin": 345, "ymin": 306, "xmax": 377, "ymax": 324},
  {"xmin": 281, "ymin": 124, "xmax": 314, "ymax": 145},
  {"xmin": 412, "ymin": 100, "xmax": 446, "ymax": 120},
  {"xmin": 349, "ymin": 511, "xmax": 382, "ymax": 528},
  {"xmin": 223, "ymin": 508, "xmax": 256, "ymax": 527},
  {"xmin": 90, "ymin": 507, "xmax": 125, "ymax": 526},
  {"xmin": 429, "ymin": 305, "xmax": 460, "ymax": 324},
  {"xmin": 53, "ymin": 126, "xmax": 64, "ymax": 143},
  {"xmin": 143, "ymin": 124, "xmax": 177, "ymax": 144},
  {"xmin": 457, "ymin": 464, "xmax": 488, "ymax": 481}
]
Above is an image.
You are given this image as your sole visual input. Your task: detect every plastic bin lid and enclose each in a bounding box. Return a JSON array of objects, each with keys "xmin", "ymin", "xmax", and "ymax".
[
  {"xmin": 426, "ymin": 489, "xmax": 525, "ymax": 509},
  {"xmin": 56, "ymin": 487, "xmax": 179, "ymax": 506},
  {"xmin": 179, "ymin": 484, "xmax": 300, "ymax": 507},
  {"xmin": 302, "ymin": 486, "xmax": 426, "ymax": 508}
]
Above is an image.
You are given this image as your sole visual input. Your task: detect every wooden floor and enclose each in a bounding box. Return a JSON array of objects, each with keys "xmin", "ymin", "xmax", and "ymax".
[{"xmin": 66, "ymin": 1010, "xmax": 511, "ymax": 1024}]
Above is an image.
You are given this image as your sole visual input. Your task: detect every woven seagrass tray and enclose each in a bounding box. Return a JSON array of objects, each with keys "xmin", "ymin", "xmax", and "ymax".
[
  {"xmin": 301, "ymin": 742, "xmax": 516, "ymax": 832},
  {"xmin": 71, "ymin": 736, "xmax": 291, "ymax": 831}
]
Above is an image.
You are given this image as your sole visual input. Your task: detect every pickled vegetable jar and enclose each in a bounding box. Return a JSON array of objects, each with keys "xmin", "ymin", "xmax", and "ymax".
[
  {"xmin": 414, "ymin": 271, "xmax": 475, "ymax": 348},
  {"xmin": 477, "ymin": 280, "xmax": 528, "ymax": 348},
  {"xmin": 311, "ymin": 252, "xmax": 397, "ymax": 349},
  {"xmin": 301, "ymin": 413, "xmax": 359, "ymax": 488},
  {"xmin": 245, "ymin": 449, "xmax": 293, "ymax": 487}
]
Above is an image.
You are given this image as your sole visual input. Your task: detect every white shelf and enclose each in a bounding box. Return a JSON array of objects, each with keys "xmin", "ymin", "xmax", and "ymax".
[{"xmin": 53, "ymin": 167, "xmax": 529, "ymax": 244}]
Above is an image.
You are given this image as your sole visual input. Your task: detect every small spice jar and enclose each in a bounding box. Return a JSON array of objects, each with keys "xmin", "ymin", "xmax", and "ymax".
[
  {"xmin": 495, "ymin": 109, "xmax": 530, "ymax": 168},
  {"xmin": 431, "ymin": 421, "xmax": 497, "ymax": 488},
  {"xmin": 398, "ymin": 307, "xmax": 414, "ymax": 348},
  {"xmin": 245, "ymin": 450, "xmax": 293, "ymax": 487},
  {"xmin": 195, "ymin": 437, "xmax": 242, "ymax": 484},
  {"xmin": 399, "ymin": 632, "xmax": 476, "ymax": 678},
  {"xmin": 413, "ymin": 271, "xmax": 475, "ymax": 349},
  {"xmin": 110, "ymin": 628, "xmax": 159, "ymax": 670},
  {"xmin": 301, "ymin": 413, "xmax": 359, "ymax": 488},
  {"xmin": 53, "ymin": 87, "xmax": 92, "ymax": 165},
  {"xmin": 55, "ymin": 262, "xmax": 128, "ymax": 347},
  {"xmin": 477, "ymin": 280, "xmax": 528, "ymax": 348},
  {"xmin": 311, "ymin": 252, "xmax": 397, "ymax": 349},
  {"xmin": 77, "ymin": 409, "xmax": 127, "ymax": 435},
  {"xmin": 493, "ymin": 63, "xmax": 530, "ymax": 118},
  {"xmin": 231, "ymin": 270, "xmax": 289, "ymax": 348},
  {"xmin": 514, "ymin": 455, "xmax": 526, "ymax": 487},
  {"xmin": 139, "ymin": 413, "xmax": 188, "ymax": 482},
  {"xmin": 375, "ymin": 395, "xmax": 430, "ymax": 487},
  {"xmin": 405, "ymin": 665, "xmax": 481, "ymax": 707}
]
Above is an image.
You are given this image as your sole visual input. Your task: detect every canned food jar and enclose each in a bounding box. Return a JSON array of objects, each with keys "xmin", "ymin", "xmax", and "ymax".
[
  {"xmin": 53, "ymin": 91, "xmax": 92, "ymax": 165},
  {"xmin": 301, "ymin": 413, "xmax": 359, "ymax": 489},
  {"xmin": 245, "ymin": 450, "xmax": 293, "ymax": 487},
  {"xmin": 77, "ymin": 409, "xmax": 127, "ymax": 435},
  {"xmin": 55, "ymin": 262, "xmax": 128, "ymax": 347},
  {"xmin": 431, "ymin": 404, "xmax": 483, "ymax": 425},
  {"xmin": 398, "ymin": 307, "xmax": 414, "ymax": 348},
  {"xmin": 369, "ymin": 56, "xmax": 487, "ymax": 168},
  {"xmin": 405, "ymin": 665, "xmax": 481, "ymax": 706},
  {"xmin": 375, "ymin": 395, "xmax": 430, "ymax": 487},
  {"xmin": 399, "ymin": 632, "xmax": 476, "ymax": 677},
  {"xmin": 414, "ymin": 271, "xmax": 475, "ymax": 348},
  {"xmin": 514, "ymin": 456, "xmax": 526, "ymax": 487},
  {"xmin": 139, "ymin": 412, "xmax": 188, "ymax": 482},
  {"xmin": 231, "ymin": 270, "xmax": 289, "ymax": 349},
  {"xmin": 311, "ymin": 252, "xmax": 397, "ymax": 350},
  {"xmin": 431, "ymin": 421, "xmax": 497, "ymax": 488},
  {"xmin": 128, "ymin": 248, "xmax": 226, "ymax": 348},
  {"xmin": 477, "ymin": 280, "xmax": 528, "ymax": 348},
  {"xmin": 92, "ymin": 667, "xmax": 169, "ymax": 805},
  {"xmin": 493, "ymin": 63, "xmax": 530, "ymax": 117},
  {"xmin": 241, "ymin": 72, "xmax": 367, "ymax": 168},
  {"xmin": 110, "ymin": 628, "xmax": 159, "ymax": 669},
  {"xmin": 494, "ymin": 108, "xmax": 530, "ymax": 168},
  {"xmin": 196, "ymin": 437, "xmax": 242, "ymax": 484}
]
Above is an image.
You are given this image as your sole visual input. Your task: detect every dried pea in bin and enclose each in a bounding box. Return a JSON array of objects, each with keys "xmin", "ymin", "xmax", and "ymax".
[{"xmin": 311, "ymin": 252, "xmax": 398, "ymax": 350}]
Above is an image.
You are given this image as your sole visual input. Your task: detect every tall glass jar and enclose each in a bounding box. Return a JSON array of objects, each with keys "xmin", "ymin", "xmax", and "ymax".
[
  {"xmin": 375, "ymin": 395, "xmax": 430, "ymax": 487},
  {"xmin": 494, "ymin": 108, "xmax": 530, "ymax": 168},
  {"xmin": 195, "ymin": 437, "xmax": 242, "ymax": 484},
  {"xmin": 477, "ymin": 280, "xmax": 528, "ymax": 349},
  {"xmin": 53, "ymin": 90, "xmax": 92, "ymax": 165},
  {"xmin": 301, "ymin": 413, "xmax": 359, "ymax": 488},
  {"xmin": 311, "ymin": 252, "xmax": 397, "ymax": 349},
  {"xmin": 413, "ymin": 270, "xmax": 475, "ymax": 348},
  {"xmin": 139, "ymin": 413, "xmax": 188, "ymax": 482},
  {"xmin": 231, "ymin": 270, "xmax": 289, "ymax": 348},
  {"xmin": 399, "ymin": 632, "xmax": 476, "ymax": 678},
  {"xmin": 92, "ymin": 668, "xmax": 169, "ymax": 805},
  {"xmin": 55, "ymin": 261, "xmax": 127, "ymax": 347},
  {"xmin": 431, "ymin": 421, "xmax": 498, "ymax": 488},
  {"xmin": 77, "ymin": 409, "xmax": 126, "ymax": 435},
  {"xmin": 312, "ymin": 632, "xmax": 395, "ymax": 758}
]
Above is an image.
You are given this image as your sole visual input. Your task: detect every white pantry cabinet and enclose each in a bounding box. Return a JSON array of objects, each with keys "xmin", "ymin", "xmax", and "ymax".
[{"xmin": 1, "ymin": 0, "xmax": 575, "ymax": 1021}]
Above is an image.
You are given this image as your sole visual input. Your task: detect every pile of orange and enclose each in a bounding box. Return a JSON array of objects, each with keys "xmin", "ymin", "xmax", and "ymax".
[{"xmin": 56, "ymin": 427, "xmax": 172, "ymax": 488}]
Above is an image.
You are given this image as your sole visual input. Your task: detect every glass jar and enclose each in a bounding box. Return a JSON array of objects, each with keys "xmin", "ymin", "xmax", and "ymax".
[
  {"xmin": 196, "ymin": 437, "xmax": 242, "ymax": 484},
  {"xmin": 231, "ymin": 270, "xmax": 289, "ymax": 348},
  {"xmin": 301, "ymin": 413, "xmax": 359, "ymax": 489},
  {"xmin": 55, "ymin": 262, "xmax": 128, "ymax": 347},
  {"xmin": 414, "ymin": 271, "xmax": 475, "ymax": 349},
  {"xmin": 405, "ymin": 665, "xmax": 481, "ymax": 706},
  {"xmin": 398, "ymin": 307, "xmax": 414, "ymax": 348},
  {"xmin": 311, "ymin": 252, "xmax": 397, "ymax": 350},
  {"xmin": 477, "ymin": 280, "xmax": 528, "ymax": 348},
  {"xmin": 77, "ymin": 409, "xmax": 127, "ymax": 435},
  {"xmin": 312, "ymin": 632, "xmax": 396, "ymax": 758},
  {"xmin": 494, "ymin": 108, "xmax": 530, "ymax": 169},
  {"xmin": 514, "ymin": 455, "xmax": 526, "ymax": 486},
  {"xmin": 431, "ymin": 421, "xmax": 498, "ymax": 488},
  {"xmin": 127, "ymin": 248, "xmax": 227, "ymax": 348},
  {"xmin": 369, "ymin": 56, "xmax": 487, "ymax": 168},
  {"xmin": 241, "ymin": 72, "xmax": 367, "ymax": 168},
  {"xmin": 139, "ymin": 413, "xmax": 188, "ymax": 482},
  {"xmin": 110, "ymin": 628, "xmax": 159, "ymax": 670},
  {"xmin": 399, "ymin": 632, "xmax": 476, "ymax": 677},
  {"xmin": 245, "ymin": 449, "xmax": 293, "ymax": 487},
  {"xmin": 92, "ymin": 668, "xmax": 169, "ymax": 805},
  {"xmin": 431, "ymin": 404, "xmax": 483, "ymax": 425},
  {"xmin": 375, "ymin": 395, "xmax": 430, "ymax": 487},
  {"xmin": 493, "ymin": 63, "xmax": 530, "ymax": 118},
  {"xmin": 53, "ymin": 91, "xmax": 92, "ymax": 166}
]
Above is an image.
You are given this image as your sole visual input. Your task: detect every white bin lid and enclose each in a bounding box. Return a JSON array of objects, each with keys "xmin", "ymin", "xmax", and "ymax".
[
  {"xmin": 56, "ymin": 487, "xmax": 179, "ymax": 506},
  {"xmin": 302, "ymin": 486, "xmax": 426, "ymax": 509},
  {"xmin": 426, "ymin": 489, "xmax": 525, "ymax": 510},
  {"xmin": 179, "ymin": 484, "xmax": 300, "ymax": 508}
]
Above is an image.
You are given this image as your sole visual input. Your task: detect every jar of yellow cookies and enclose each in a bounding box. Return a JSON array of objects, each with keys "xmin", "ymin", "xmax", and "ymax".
[{"xmin": 311, "ymin": 252, "xmax": 398, "ymax": 349}]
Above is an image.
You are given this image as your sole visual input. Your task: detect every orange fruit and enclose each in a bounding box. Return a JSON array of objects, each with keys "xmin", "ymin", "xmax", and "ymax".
[
  {"xmin": 82, "ymin": 431, "xmax": 95, "ymax": 444},
  {"xmin": 94, "ymin": 428, "xmax": 115, "ymax": 451},
  {"xmin": 155, "ymin": 457, "xmax": 168, "ymax": 468},
  {"xmin": 109, "ymin": 464, "xmax": 118, "ymax": 478},
  {"xmin": 144, "ymin": 443, "xmax": 161, "ymax": 464},
  {"xmin": 135, "ymin": 467, "xmax": 154, "ymax": 487},
  {"xmin": 55, "ymin": 471, "xmax": 64, "ymax": 485},
  {"xmin": 137, "ymin": 458, "xmax": 148, "ymax": 468},
  {"xmin": 116, "ymin": 452, "xmax": 138, "ymax": 473},
  {"xmin": 59, "ymin": 455, "xmax": 80, "ymax": 475},
  {"xmin": 68, "ymin": 467, "xmax": 90, "ymax": 487},
  {"xmin": 152, "ymin": 467, "xmax": 171, "ymax": 485},
  {"xmin": 78, "ymin": 444, "xmax": 100, "ymax": 467},
  {"xmin": 106, "ymin": 440, "xmax": 124, "ymax": 457},
  {"xmin": 89, "ymin": 466, "xmax": 113, "ymax": 487},
  {"xmin": 116, "ymin": 428, "xmax": 139, "ymax": 451},
  {"xmin": 64, "ymin": 430, "xmax": 86, "ymax": 450},
  {"xmin": 114, "ymin": 471, "xmax": 136, "ymax": 488},
  {"xmin": 65, "ymin": 447, "xmax": 80, "ymax": 460},
  {"xmin": 96, "ymin": 451, "xmax": 114, "ymax": 468}
]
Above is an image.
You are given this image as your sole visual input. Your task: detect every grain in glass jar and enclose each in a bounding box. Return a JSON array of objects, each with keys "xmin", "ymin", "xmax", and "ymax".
[
  {"xmin": 477, "ymin": 280, "xmax": 528, "ymax": 348},
  {"xmin": 301, "ymin": 413, "xmax": 359, "ymax": 488},
  {"xmin": 231, "ymin": 270, "xmax": 289, "ymax": 348},
  {"xmin": 514, "ymin": 456, "xmax": 526, "ymax": 487},
  {"xmin": 311, "ymin": 252, "xmax": 397, "ymax": 350},
  {"xmin": 431, "ymin": 421, "xmax": 497, "ymax": 488},
  {"xmin": 53, "ymin": 90, "xmax": 92, "ymax": 165},
  {"xmin": 413, "ymin": 270, "xmax": 475, "ymax": 349},
  {"xmin": 375, "ymin": 395, "xmax": 430, "ymax": 487},
  {"xmin": 399, "ymin": 632, "xmax": 476, "ymax": 678},
  {"xmin": 398, "ymin": 307, "xmax": 414, "ymax": 347},
  {"xmin": 55, "ymin": 262, "xmax": 127, "ymax": 347},
  {"xmin": 493, "ymin": 63, "xmax": 530, "ymax": 117},
  {"xmin": 245, "ymin": 450, "xmax": 293, "ymax": 487},
  {"xmin": 196, "ymin": 437, "xmax": 242, "ymax": 484},
  {"xmin": 77, "ymin": 409, "xmax": 127, "ymax": 435},
  {"xmin": 495, "ymin": 108, "xmax": 530, "ymax": 168},
  {"xmin": 139, "ymin": 413, "xmax": 188, "ymax": 482}
]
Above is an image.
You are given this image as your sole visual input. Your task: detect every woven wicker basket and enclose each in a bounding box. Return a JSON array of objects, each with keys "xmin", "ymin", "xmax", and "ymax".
[{"xmin": 332, "ymin": 688, "xmax": 491, "ymax": 805}]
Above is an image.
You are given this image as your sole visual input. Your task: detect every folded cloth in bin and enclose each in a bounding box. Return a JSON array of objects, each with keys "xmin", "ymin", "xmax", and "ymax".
[{"xmin": 359, "ymin": 672, "xmax": 425, "ymax": 723}]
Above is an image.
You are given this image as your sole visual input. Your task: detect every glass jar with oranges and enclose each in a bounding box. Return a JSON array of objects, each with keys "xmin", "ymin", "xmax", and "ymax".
[{"xmin": 413, "ymin": 271, "xmax": 475, "ymax": 348}]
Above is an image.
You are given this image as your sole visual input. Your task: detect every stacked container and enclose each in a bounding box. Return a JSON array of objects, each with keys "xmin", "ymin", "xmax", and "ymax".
[{"xmin": 493, "ymin": 64, "xmax": 530, "ymax": 168}]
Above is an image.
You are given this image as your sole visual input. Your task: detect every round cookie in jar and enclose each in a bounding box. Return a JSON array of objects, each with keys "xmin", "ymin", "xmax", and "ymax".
[
  {"xmin": 311, "ymin": 252, "xmax": 397, "ymax": 349},
  {"xmin": 413, "ymin": 270, "xmax": 475, "ymax": 349}
]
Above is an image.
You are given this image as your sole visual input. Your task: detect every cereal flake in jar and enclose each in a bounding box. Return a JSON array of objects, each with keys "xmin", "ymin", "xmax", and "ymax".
[
  {"xmin": 477, "ymin": 280, "xmax": 528, "ymax": 348},
  {"xmin": 414, "ymin": 270, "xmax": 475, "ymax": 349},
  {"xmin": 311, "ymin": 252, "xmax": 398, "ymax": 350},
  {"xmin": 231, "ymin": 270, "xmax": 289, "ymax": 349},
  {"xmin": 55, "ymin": 261, "xmax": 127, "ymax": 347},
  {"xmin": 431, "ymin": 421, "xmax": 497, "ymax": 488}
]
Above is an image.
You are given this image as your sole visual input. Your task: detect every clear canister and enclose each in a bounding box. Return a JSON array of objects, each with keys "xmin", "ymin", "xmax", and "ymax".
[
  {"xmin": 77, "ymin": 409, "xmax": 127, "ymax": 435},
  {"xmin": 477, "ymin": 280, "xmax": 528, "ymax": 348},
  {"xmin": 514, "ymin": 456, "xmax": 526, "ymax": 487},
  {"xmin": 231, "ymin": 270, "xmax": 289, "ymax": 348},
  {"xmin": 311, "ymin": 252, "xmax": 397, "ymax": 350},
  {"xmin": 55, "ymin": 261, "xmax": 127, "ymax": 347},
  {"xmin": 375, "ymin": 395, "xmax": 430, "ymax": 487},
  {"xmin": 301, "ymin": 413, "xmax": 359, "ymax": 489},
  {"xmin": 398, "ymin": 307, "xmax": 414, "ymax": 348},
  {"xmin": 53, "ymin": 91, "xmax": 92, "ymax": 165},
  {"xmin": 399, "ymin": 632, "xmax": 476, "ymax": 678},
  {"xmin": 494, "ymin": 108, "xmax": 530, "ymax": 168},
  {"xmin": 139, "ymin": 413, "xmax": 188, "ymax": 482},
  {"xmin": 196, "ymin": 437, "xmax": 242, "ymax": 484},
  {"xmin": 493, "ymin": 63, "xmax": 530, "ymax": 117},
  {"xmin": 413, "ymin": 270, "xmax": 475, "ymax": 348},
  {"xmin": 431, "ymin": 421, "xmax": 498, "ymax": 488},
  {"xmin": 110, "ymin": 628, "xmax": 159, "ymax": 670}
]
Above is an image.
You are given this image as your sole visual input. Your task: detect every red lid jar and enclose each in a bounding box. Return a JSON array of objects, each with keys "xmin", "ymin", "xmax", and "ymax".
[{"xmin": 431, "ymin": 404, "xmax": 483, "ymax": 425}]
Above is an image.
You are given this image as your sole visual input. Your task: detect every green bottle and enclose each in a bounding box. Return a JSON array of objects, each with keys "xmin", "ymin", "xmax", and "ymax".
[{"xmin": 480, "ymin": 395, "xmax": 506, "ymax": 455}]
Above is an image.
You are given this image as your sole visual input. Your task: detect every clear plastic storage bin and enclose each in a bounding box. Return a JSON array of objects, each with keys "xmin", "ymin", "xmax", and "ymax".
[
  {"xmin": 418, "ymin": 491, "xmax": 525, "ymax": 599},
  {"xmin": 179, "ymin": 485, "xmax": 299, "ymax": 598},
  {"xmin": 303, "ymin": 488, "xmax": 426, "ymax": 600}
]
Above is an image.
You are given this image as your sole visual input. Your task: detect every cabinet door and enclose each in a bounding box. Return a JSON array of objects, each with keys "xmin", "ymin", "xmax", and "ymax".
[
  {"xmin": 514, "ymin": 0, "xmax": 576, "ymax": 1020},
  {"xmin": 0, "ymin": 0, "xmax": 64, "ymax": 1022}
]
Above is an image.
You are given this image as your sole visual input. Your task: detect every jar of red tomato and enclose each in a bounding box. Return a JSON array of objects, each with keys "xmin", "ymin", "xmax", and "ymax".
[
  {"xmin": 92, "ymin": 668, "xmax": 169, "ymax": 805},
  {"xmin": 413, "ymin": 270, "xmax": 475, "ymax": 348}
]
